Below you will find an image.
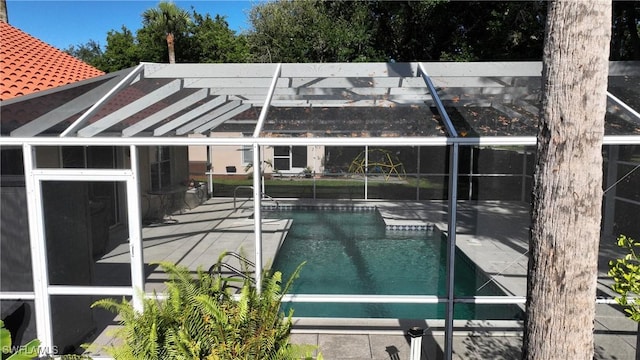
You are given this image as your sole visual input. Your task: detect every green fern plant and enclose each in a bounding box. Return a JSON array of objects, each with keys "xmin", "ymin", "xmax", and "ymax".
[{"xmin": 92, "ymin": 260, "xmax": 315, "ymax": 359}]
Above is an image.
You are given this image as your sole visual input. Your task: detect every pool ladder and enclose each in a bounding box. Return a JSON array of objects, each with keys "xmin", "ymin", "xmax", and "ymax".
[
  {"xmin": 233, "ymin": 185, "xmax": 279, "ymax": 211},
  {"xmin": 209, "ymin": 251, "xmax": 255, "ymax": 291}
]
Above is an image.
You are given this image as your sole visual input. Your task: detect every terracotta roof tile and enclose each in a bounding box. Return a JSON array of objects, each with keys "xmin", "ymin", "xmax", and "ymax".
[{"xmin": 0, "ymin": 22, "xmax": 104, "ymax": 101}]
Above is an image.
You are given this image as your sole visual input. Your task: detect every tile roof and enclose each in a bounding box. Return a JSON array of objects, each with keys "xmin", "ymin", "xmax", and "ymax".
[{"xmin": 0, "ymin": 22, "xmax": 104, "ymax": 101}]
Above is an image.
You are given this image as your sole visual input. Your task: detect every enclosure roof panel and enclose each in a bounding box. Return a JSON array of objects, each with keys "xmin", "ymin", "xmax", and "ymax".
[
  {"xmin": 607, "ymin": 63, "xmax": 640, "ymax": 135},
  {"xmin": 1, "ymin": 61, "xmax": 639, "ymax": 140},
  {"xmin": 431, "ymin": 75, "xmax": 541, "ymax": 137},
  {"xmin": 429, "ymin": 61, "xmax": 640, "ymax": 137},
  {"xmin": 216, "ymin": 106, "xmax": 446, "ymax": 138}
]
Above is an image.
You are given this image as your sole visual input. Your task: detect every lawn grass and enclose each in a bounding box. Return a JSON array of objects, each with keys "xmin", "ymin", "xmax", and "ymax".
[{"xmin": 211, "ymin": 176, "xmax": 447, "ymax": 200}]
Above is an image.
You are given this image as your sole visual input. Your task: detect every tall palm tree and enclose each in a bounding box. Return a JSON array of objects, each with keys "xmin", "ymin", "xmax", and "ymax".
[
  {"xmin": 522, "ymin": 1, "xmax": 611, "ymax": 359},
  {"xmin": 142, "ymin": 1, "xmax": 191, "ymax": 64}
]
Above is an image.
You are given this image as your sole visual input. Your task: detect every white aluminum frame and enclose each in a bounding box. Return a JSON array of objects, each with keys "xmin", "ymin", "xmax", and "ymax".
[
  {"xmin": 19, "ymin": 144, "xmax": 145, "ymax": 355},
  {"xmin": 1, "ymin": 61, "xmax": 639, "ymax": 360},
  {"xmin": 8, "ymin": 136, "xmax": 636, "ymax": 360}
]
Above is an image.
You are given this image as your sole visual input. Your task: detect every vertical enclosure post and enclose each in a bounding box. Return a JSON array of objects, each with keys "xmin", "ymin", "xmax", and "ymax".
[
  {"xmin": 23, "ymin": 144, "xmax": 54, "ymax": 354},
  {"xmin": 408, "ymin": 326, "xmax": 425, "ymax": 360},
  {"xmin": 416, "ymin": 146, "xmax": 421, "ymax": 201},
  {"xmin": 253, "ymin": 143, "xmax": 263, "ymax": 292},
  {"xmin": 444, "ymin": 143, "xmax": 459, "ymax": 360},
  {"xmin": 364, "ymin": 145, "xmax": 369, "ymax": 200},
  {"xmin": 127, "ymin": 145, "xmax": 145, "ymax": 312}
]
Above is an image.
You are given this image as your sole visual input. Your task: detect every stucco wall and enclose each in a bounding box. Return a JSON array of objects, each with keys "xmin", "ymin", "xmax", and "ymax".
[{"xmin": 201, "ymin": 133, "xmax": 325, "ymax": 176}]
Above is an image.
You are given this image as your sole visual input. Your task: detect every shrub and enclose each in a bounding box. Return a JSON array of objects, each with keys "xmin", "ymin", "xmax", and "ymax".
[
  {"xmin": 92, "ymin": 261, "xmax": 314, "ymax": 359},
  {"xmin": 609, "ymin": 234, "xmax": 640, "ymax": 321},
  {"xmin": 1, "ymin": 320, "xmax": 40, "ymax": 360}
]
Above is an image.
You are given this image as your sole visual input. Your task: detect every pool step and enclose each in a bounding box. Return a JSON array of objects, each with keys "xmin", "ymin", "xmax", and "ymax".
[
  {"xmin": 260, "ymin": 201, "xmax": 438, "ymax": 232},
  {"xmin": 383, "ymin": 220, "xmax": 435, "ymax": 231},
  {"xmin": 377, "ymin": 207, "xmax": 436, "ymax": 231}
]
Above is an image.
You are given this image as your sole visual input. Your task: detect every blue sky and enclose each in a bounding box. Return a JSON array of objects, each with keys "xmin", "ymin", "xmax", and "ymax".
[{"xmin": 6, "ymin": 0, "xmax": 257, "ymax": 50}]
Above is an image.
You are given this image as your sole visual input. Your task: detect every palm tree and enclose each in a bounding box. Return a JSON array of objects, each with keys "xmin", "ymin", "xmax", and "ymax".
[
  {"xmin": 522, "ymin": 1, "xmax": 611, "ymax": 359},
  {"xmin": 142, "ymin": 1, "xmax": 191, "ymax": 64}
]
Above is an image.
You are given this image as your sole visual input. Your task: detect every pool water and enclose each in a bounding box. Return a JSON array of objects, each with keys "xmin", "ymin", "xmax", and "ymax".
[{"xmin": 268, "ymin": 209, "xmax": 522, "ymax": 320}]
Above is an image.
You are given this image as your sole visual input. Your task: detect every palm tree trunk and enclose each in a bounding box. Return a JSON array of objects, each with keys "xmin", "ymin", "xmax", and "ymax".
[
  {"xmin": 522, "ymin": 1, "xmax": 611, "ymax": 359},
  {"xmin": 166, "ymin": 33, "xmax": 176, "ymax": 64}
]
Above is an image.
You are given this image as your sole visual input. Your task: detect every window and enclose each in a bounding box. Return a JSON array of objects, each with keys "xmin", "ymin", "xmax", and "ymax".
[
  {"xmin": 150, "ymin": 146, "xmax": 171, "ymax": 191},
  {"xmin": 272, "ymin": 146, "xmax": 307, "ymax": 173},
  {"xmin": 242, "ymin": 145, "xmax": 253, "ymax": 165},
  {"xmin": 273, "ymin": 146, "xmax": 290, "ymax": 171}
]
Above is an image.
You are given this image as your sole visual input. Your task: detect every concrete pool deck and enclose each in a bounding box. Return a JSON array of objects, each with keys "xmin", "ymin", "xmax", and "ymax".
[{"xmin": 84, "ymin": 198, "xmax": 636, "ymax": 359}]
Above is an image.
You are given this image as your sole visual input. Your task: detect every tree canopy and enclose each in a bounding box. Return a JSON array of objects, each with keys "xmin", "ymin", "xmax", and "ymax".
[
  {"xmin": 65, "ymin": 0, "xmax": 639, "ymax": 72},
  {"xmin": 142, "ymin": 1, "xmax": 191, "ymax": 63},
  {"xmin": 247, "ymin": 0, "xmax": 382, "ymax": 62},
  {"xmin": 66, "ymin": 6, "xmax": 251, "ymax": 69}
]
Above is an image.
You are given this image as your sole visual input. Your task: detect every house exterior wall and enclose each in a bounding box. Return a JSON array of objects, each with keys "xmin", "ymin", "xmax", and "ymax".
[
  {"xmin": 207, "ymin": 144, "xmax": 326, "ymax": 176},
  {"xmin": 196, "ymin": 133, "xmax": 325, "ymax": 177},
  {"xmin": 307, "ymin": 145, "xmax": 325, "ymax": 175},
  {"xmin": 211, "ymin": 145, "xmax": 246, "ymax": 175},
  {"xmin": 188, "ymin": 141, "xmax": 209, "ymax": 179}
]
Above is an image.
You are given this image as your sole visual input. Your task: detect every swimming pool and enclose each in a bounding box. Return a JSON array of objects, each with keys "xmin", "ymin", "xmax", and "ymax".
[{"xmin": 268, "ymin": 208, "xmax": 522, "ymax": 320}]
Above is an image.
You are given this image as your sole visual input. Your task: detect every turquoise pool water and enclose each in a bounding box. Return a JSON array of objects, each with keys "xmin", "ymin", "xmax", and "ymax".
[{"xmin": 268, "ymin": 208, "xmax": 522, "ymax": 320}]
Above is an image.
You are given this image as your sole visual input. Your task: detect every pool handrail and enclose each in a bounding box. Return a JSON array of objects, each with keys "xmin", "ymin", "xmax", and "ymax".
[
  {"xmin": 209, "ymin": 251, "xmax": 256, "ymax": 288},
  {"xmin": 233, "ymin": 185, "xmax": 279, "ymax": 211},
  {"xmin": 217, "ymin": 251, "xmax": 256, "ymax": 269},
  {"xmin": 210, "ymin": 262, "xmax": 254, "ymax": 282}
]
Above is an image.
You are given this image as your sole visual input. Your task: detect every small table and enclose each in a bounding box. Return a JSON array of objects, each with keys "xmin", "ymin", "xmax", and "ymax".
[{"xmin": 148, "ymin": 185, "xmax": 187, "ymax": 223}]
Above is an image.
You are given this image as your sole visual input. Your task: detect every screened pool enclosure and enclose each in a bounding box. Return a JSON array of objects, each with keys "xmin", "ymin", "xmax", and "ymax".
[{"xmin": 1, "ymin": 62, "xmax": 639, "ymax": 359}]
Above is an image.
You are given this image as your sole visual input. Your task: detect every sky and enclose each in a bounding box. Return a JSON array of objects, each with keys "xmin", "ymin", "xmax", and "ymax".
[{"xmin": 6, "ymin": 0, "xmax": 258, "ymax": 50}]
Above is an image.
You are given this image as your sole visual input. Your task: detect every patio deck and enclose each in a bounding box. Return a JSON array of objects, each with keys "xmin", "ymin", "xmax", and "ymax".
[
  {"xmin": 97, "ymin": 197, "xmax": 290, "ymax": 292},
  {"xmin": 82, "ymin": 198, "xmax": 635, "ymax": 359}
]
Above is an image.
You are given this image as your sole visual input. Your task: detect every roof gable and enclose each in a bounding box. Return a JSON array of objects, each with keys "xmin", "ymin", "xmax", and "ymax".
[{"xmin": 0, "ymin": 22, "xmax": 104, "ymax": 101}]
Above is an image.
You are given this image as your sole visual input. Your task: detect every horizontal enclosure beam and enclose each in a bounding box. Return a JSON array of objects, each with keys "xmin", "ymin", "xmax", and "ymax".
[
  {"xmin": 4, "ymin": 135, "xmax": 640, "ymax": 147},
  {"xmin": 278, "ymin": 294, "xmax": 618, "ymax": 305},
  {"xmin": 281, "ymin": 294, "xmax": 444, "ymax": 304},
  {"xmin": 280, "ymin": 294, "xmax": 529, "ymax": 305},
  {"xmin": 30, "ymin": 169, "xmax": 134, "ymax": 180},
  {"xmin": 47, "ymin": 286, "xmax": 134, "ymax": 296},
  {"xmin": 0, "ymin": 292, "xmax": 36, "ymax": 300}
]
